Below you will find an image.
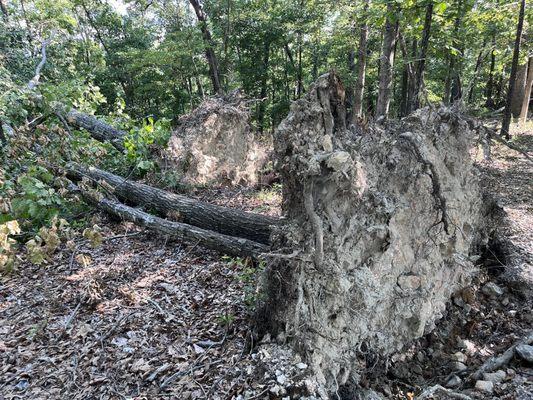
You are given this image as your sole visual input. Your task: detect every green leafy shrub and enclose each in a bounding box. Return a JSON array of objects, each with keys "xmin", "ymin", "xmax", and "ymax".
[
  {"xmin": 9, "ymin": 167, "xmax": 63, "ymax": 227},
  {"xmin": 124, "ymin": 117, "xmax": 171, "ymax": 174}
]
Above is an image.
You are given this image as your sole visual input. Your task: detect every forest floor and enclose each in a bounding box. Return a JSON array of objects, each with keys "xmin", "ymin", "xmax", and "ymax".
[{"xmin": 0, "ymin": 125, "xmax": 532, "ymax": 400}]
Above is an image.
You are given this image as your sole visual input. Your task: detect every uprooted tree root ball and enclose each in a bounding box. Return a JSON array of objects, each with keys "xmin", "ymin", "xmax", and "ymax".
[
  {"xmin": 257, "ymin": 73, "xmax": 503, "ymax": 393},
  {"xmin": 163, "ymin": 91, "xmax": 271, "ymax": 187}
]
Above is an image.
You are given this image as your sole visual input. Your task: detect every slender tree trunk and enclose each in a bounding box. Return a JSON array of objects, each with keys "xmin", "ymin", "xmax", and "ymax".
[
  {"xmin": 468, "ymin": 44, "xmax": 487, "ymax": 103},
  {"xmin": 519, "ymin": 56, "xmax": 533, "ymax": 124},
  {"xmin": 511, "ymin": 62, "xmax": 528, "ymax": 117},
  {"xmin": 257, "ymin": 39, "xmax": 271, "ymax": 134},
  {"xmin": 444, "ymin": 0, "xmax": 463, "ymax": 104},
  {"xmin": 189, "ymin": 0, "xmax": 222, "ymax": 94},
  {"xmin": 398, "ymin": 33, "xmax": 415, "ymax": 117},
  {"xmin": 375, "ymin": 3, "xmax": 399, "ymax": 119},
  {"xmin": 0, "ymin": 0, "xmax": 8, "ymax": 21},
  {"xmin": 501, "ymin": 0, "xmax": 526, "ymax": 139},
  {"xmin": 311, "ymin": 42, "xmax": 319, "ymax": 81},
  {"xmin": 485, "ymin": 35, "xmax": 496, "ymax": 109},
  {"xmin": 407, "ymin": 40, "xmax": 418, "ymax": 111},
  {"xmin": 352, "ymin": 0, "xmax": 369, "ymax": 122},
  {"xmin": 346, "ymin": 49, "xmax": 356, "ymax": 122},
  {"xmin": 400, "ymin": 60, "xmax": 409, "ymax": 117},
  {"xmin": 411, "ymin": 1, "xmax": 433, "ymax": 112},
  {"xmin": 297, "ymin": 32, "xmax": 303, "ymax": 99}
]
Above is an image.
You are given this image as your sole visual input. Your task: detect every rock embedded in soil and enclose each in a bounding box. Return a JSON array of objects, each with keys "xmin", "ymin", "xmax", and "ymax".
[
  {"xmin": 475, "ymin": 380, "xmax": 494, "ymax": 394},
  {"xmin": 451, "ymin": 361, "xmax": 468, "ymax": 372},
  {"xmin": 483, "ymin": 370, "xmax": 507, "ymax": 383},
  {"xmin": 452, "ymin": 352, "xmax": 467, "ymax": 363},
  {"xmin": 446, "ymin": 375, "xmax": 462, "ymax": 388},
  {"xmin": 259, "ymin": 72, "xmax": 501, "ymax": 394},
  {"xmin": 515, "ymin": 344, "xmax": 533, "ymax": 363},
  {"xmin": 482, "ymin": 282, "xmax": 504, "ymax": 298}
]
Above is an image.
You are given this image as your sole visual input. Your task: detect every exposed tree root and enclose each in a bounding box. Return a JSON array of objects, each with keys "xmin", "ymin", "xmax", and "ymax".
[{"xmin": 470, "ymin": 330, "xmax": 533, "ymax": 381}]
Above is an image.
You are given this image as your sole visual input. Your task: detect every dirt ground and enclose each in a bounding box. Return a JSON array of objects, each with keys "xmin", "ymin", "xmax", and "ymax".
[{"xmin": 0, "ymin": 125, "xmax": 531, "ymax": 399}]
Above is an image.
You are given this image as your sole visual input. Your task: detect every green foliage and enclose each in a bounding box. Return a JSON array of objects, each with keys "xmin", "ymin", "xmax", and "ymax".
[
  {"xmin": 9, "ymin": 167, "xmax": 62, "ymax": 227},
  {"xmin": 124, "ymin": 117, "xmax": 171, "ymax": 174},
  {"xmin": 217, "ymin": 312, "xmax": 235, "ymax": 328},
  {"xmin": 223, "ymin": 255, "xmax": 266, "ymax": 309}
]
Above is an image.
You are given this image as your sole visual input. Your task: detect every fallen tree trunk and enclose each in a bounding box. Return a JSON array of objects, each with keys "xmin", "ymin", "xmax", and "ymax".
[
  {"xmin": 62, "ymin": 108, "xmax": 126, "ymax": 152},
  {"xmin": 51, "ymin": 103, "xmax": 125, "ymax": 151},
  {"xmin": 66, "ymin": 163, "xmax": 281, "ymax": 244},
  {"xmin": 70, "ymin": 184, "xmax": 269, "ymax": 257}
]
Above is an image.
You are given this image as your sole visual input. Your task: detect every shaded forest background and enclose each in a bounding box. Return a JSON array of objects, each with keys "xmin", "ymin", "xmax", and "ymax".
[{"xmin": 1, "ymin": 0, "xmax": 531, "ymax": 134}]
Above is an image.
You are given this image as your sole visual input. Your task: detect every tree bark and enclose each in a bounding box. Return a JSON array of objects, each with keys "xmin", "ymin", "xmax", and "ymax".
[
  {"xmin": 501, "ymin": 0, "xmax": 526, "ymax": 139},
  {"xmin": 511, "ymin": 62, "xmax": 528, "ymax": 118},
  {"xmin": 444, "ymin": 0, "xmax": 464, "ymax": 104},
  {"xmin": 297, "ymin": 32, "xmax": 303, "ymax": 99},
  {"xmin": 71, "ymin": 184, "xmax": 268, "ymax": 257},
  {"xmin": 520, "ymin": 56, "xmax": 533, "ymax": 124},
  {"xmin": 189, "ymin": 0, "xmax": 222, "ymax": 94},
  {"xmin": 257, "ymin": 39, "xmax": 271, "ymax": 134},
  {"xmin": 375, "ymin": 2, "xmax": 399, "ymax": 119},
  {"xmin": 28, "ymin": 34, "xmax": 55, "ymax": 90},
  {"xmin": 467, "ymin": 44, "xmax": 487, "ymax": 103},
  {"xmin": 66, "ymin": 163, "xmax": 281, "ymax": 244},
  {"xmin": 485, "ymin": 35, "xmax": 496, "ymax": 109},
  {"xmin": 58, "ymin": 107, "xmax": 126, "ymax": 152},
  {"xmin": 351, "ymin": 0, "xmax": 369, "ymax": 122},
  {"xmin": 346, "ymin": 48, "xmax": 356, "ymax": 122},
  {"xmin": 410, "ymin": 1, "xmax": 433, "ymax": 112},
  {"xmin": 398, "ymin": 33, "xmax": 417, "ymax": 118},
  {"xmin": 0, "ymin": 0, "xmax": 8, "ymax": 21}
]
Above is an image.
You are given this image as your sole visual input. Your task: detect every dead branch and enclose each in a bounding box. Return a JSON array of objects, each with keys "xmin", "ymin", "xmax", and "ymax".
[
  {"xmin": 28, "ymin": 33, "xmax": 55, "ymax": 90},
  {"xmin": 471, "ymin": 330, "xmax": 533, "ymax": 381}
]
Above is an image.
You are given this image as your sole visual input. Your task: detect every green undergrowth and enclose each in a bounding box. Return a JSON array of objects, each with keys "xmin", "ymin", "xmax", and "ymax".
[{"xmin": 0, "ymin": 91, "xmax": 173, "ymax": 272}]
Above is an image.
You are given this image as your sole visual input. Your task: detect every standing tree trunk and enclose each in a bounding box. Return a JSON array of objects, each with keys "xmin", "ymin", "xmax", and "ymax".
[
  {"xmin": 189, "ymin": 0, "xmax": 222, "ymax": 94},
  {"xmin": 410, "ymin": 1, "xmax": 433, "ymax": 112},
  {"xmin": 352, "ymin": 0, "xmax": 370, "ymax": 122},
  {"xmin": 511, "ymin": 62, "xmax": 528, "ymax": 118},
  {"xmin": 346, "ymin": 49, "xmax": 356, "ymax": 121},
  {"xmin": 257, "ymin": 39, "xmax": 271, "ymax": 134},
  {"xmin": 398, "ymin": 34, "xmax": 416, "ymax": 118},
  {"xmin": 501, "ymin": 0, "xmax": 526, "ymax": 139},
  {"xmin": 0, "ymin": 0, "xmax": 8, "ymax": 21},
  {"xmin": 468, "ymin": 44, "xmax": 487, "ymax": 103},
  {"xmin": 444, "ymin": 0, "xmax": 464, "ymax": 104},
  {"xmin": 485, "ymin": 35, "xmax": 497, "ymax": 109},
  {"xmin": 520, "ymin": 56, "xmax": 533, "ymax": 124},
  {"xmin": 297, "ymin": 32, "xmax": 303, "ymax": 98},
  {"xmin": 376, "ymin": 2, "xmax": 399, "ymax": 119}
]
